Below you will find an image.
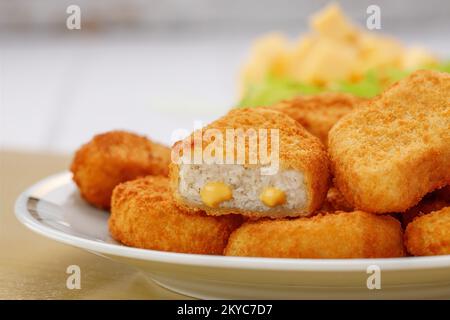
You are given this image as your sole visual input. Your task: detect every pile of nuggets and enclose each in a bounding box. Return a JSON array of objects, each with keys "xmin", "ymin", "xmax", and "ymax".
[{"xmin": 71, "ymin": 70, "xmax": 450, "ymax": 258}]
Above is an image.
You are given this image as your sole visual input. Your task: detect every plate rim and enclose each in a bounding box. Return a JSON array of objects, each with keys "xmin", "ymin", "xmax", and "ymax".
[{"xmin": 15, "ymin": 171, "xmax": 450, "ymax": 272}]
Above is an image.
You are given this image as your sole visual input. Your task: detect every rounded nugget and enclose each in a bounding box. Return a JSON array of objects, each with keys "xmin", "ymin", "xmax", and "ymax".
[
  {"xmin": 71, "ymin": 130, "xmax": 171, "ymax": 209},
  {"xmin": 170, "ymin": 108, "xmax": 330, "ymax": 219},
  {"xmin": 404, "ymin": 206, "xmax": 450, "ymax": 256},
  {"xmin": 329, "ymin": 70, "xmax": 450, "ymax": 213},
  {"xmin": 268, "ymin": 93, "xmax": 365, "ymax": 145},
  {"xmin": 225, "ymin": 211, "xmax": 405, "ymax": 258},
  {"xmin": 109, "ymin": 176, "xmax": 242, "ymax": 254}
]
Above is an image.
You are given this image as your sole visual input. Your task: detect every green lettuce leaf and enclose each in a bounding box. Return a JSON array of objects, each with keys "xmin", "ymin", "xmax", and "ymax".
[
  {"xmin": 237, "ymin": 61, "xmax": 449, "ymax": 108},
  {"xmin": 237, "ymin": 77, "xmax": 322, "ymax": 108},
  {"xmin": 332, "ymin": 70, "xmax": 381, "ymax": 98}
]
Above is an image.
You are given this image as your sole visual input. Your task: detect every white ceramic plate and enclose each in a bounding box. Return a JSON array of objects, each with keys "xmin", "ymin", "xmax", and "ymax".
[{"xmin": 15, "ymin": 172, "xmax": 450, "ymax": 299}]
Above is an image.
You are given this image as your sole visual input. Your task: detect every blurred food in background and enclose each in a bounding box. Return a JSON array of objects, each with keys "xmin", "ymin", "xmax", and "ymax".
[{"xmin": 238, "ymin": 4, "xmax": 450, "ymax": 107}]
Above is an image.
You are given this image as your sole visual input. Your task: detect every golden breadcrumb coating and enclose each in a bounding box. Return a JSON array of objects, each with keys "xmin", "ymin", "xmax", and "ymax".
[
  {"xmin": 404, "ymin": 206, "xmax": 450, "ymax": 256},
  {"xmin": 268, "ymin": 93, "xmax": 366, "ymax": 145},
  {"xmin": 71, "ymin": 130, "xmax": 171, "ymax": 209},
  {"xmin": 329, "ymin": 70, "xmax": 450, "ymax": 213},
  {"xmin": 224, "ymin": 211, "xmax": 405, "ymax": 258},
  {"xmin": 320, "ymin": 186, "xmax": 354, "ymax": 212},
  {"xmin": 170, "ymin": 108, "xmax": 330, "ymax": 218},
  {"xmin": 109, "ymin": 176, "xmax": 242, "ymax": 254}
]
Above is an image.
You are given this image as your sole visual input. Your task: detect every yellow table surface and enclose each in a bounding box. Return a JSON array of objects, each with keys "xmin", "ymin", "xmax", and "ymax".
[{"xmin": 0, "ymin": 150, "xmax": 189, "ymax": 299}]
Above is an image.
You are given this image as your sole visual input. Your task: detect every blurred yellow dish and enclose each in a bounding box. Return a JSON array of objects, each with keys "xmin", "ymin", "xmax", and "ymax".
[{"xmin": 240, "ymin": 4, "xmax": 437, "ymax": 94}]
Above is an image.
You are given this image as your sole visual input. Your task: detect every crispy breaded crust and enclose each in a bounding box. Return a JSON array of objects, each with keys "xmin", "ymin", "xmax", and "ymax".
[
  {"xmin": 404, "ymin": 206, "xmax": 450, "ymax": 256},
  {"xmin": 224, "ymin": 211, "xmax": 405, "ymax": 258},
  {"xmin": 169, "ymin": 108, "xmax": 330, "ymax": 217},
  {"xmin": 329, "ymin": 70, "xmax": 450, "ymax": 213},
  {"xmin": 109, "ymin": 176, "xmax": 242, "ymax": 254},
  {"xmin": 71, "ymin": 130, "xmax": 171, "ymax": 209},
  {"xmin": 268, "ymin": 93, "xmax": 366, "ymax": 145}
]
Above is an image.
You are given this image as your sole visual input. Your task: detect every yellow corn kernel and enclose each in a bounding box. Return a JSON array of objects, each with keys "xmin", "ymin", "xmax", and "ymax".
[
  {"xmin": 259, "ymin": 187, "xmax": 286, "ymax": 207},
  {"xmin": 200, "ymin": 182, "xmax": 233, "ymax": 208}
]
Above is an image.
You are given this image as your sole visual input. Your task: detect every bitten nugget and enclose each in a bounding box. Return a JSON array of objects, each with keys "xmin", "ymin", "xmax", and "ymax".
[
  {"xmin": 109, "ymin": 176, "xmax": 242, "ymax": 254},
  {"xmin": 170, "ymin": 108, "xmax": 330, "ymax": 219},
  {"xmin": 224, "ymin": 211, "xmax": 405, "ymax": 258},
  {"xmin": 329, "ymin": 70, "xmax": 450, "ymax": 213},
  {"xmin": 268, "ymin": 93, "xmax": 365, "ymax": 145},
  {"xmin": 71, "ymin": 130, "xmax": 171, "ymax": 209},
  {"xmin": 404, "ymin": 206, "xmax": 450, "ymax": 256}
]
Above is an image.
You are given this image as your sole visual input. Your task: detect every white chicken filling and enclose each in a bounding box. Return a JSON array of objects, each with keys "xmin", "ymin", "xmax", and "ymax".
[{"xmin": 178, "ymin": 164, "xmax": 307, "ymax": 213}]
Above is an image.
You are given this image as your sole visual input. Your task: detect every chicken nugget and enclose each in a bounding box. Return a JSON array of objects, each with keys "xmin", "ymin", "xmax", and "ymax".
[
  {"xmin": 404, "ymin": 206, "xmax": 450, "ymax": 256},
  {"xmin": 329, "ymin": 70, "xmax": 450, "ymax": 213},
  {"xmin": 224, "ymin": 211, "xmax": 405, "ymax": 258},
  {"xmin": 268, "ymin": 93, "xmax": 366, "ymax": 145},
  {"xmin": 170, "ymin": 108, "xmax": 330, "ymax": 219},
  {"xmin": 109, "ymin": 176, "xmax": 242, "ymax": 254},
  {"xmin": 71, "ymin": 130, "xmax": 171, "ymax": 209}
]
